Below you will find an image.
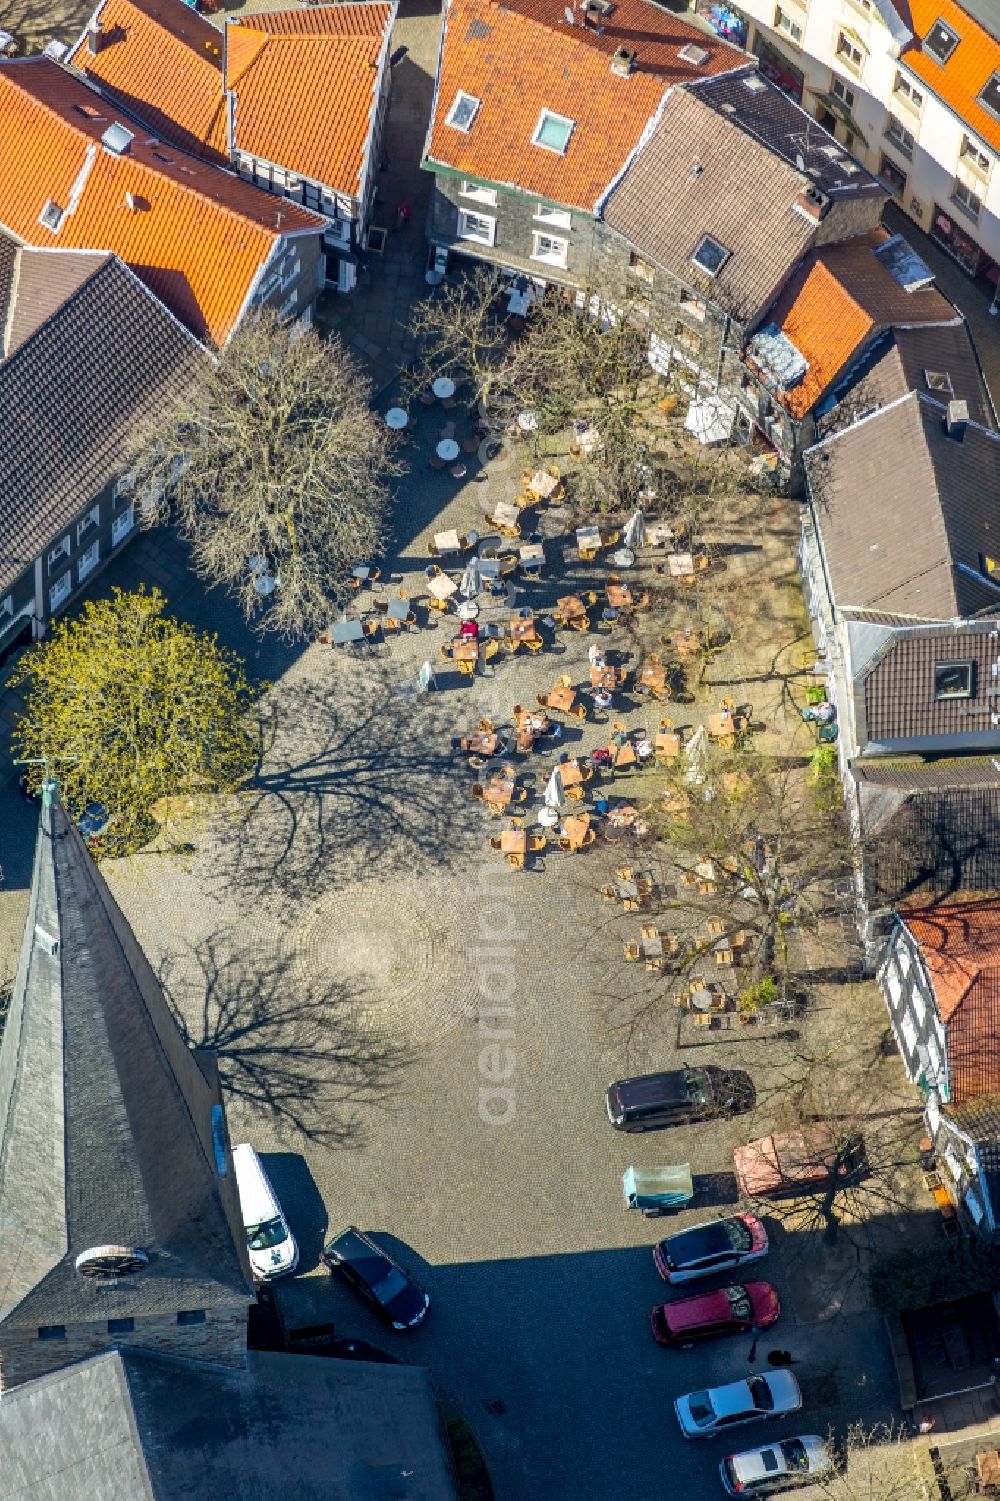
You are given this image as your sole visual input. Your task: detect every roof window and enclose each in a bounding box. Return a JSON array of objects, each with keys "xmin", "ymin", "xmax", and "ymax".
[
  {"xmin": 38, "ymin": 199, "xmax": 64, "ymax": 233},
  {"xmin": 743, "ymin": 74, "xmax": 767, "ymax": 92},
  {"xmin": 691, "ymin": 234, "xmax": 730, "ymax": 277},
  {"xmin": 445, "ymin": 91, "xmax": 481, "ymax": 132},
  {"xmin": 533, "ymin": 110, "xmax": 575, "ymax": 154},
  {"xmin": 924, "ymin": 369, "xmax": 953, "ymax": 395},
  {"xmin": 923, "ymin": 18, "xmax": 960, "ymax": 64},
  {"xmin": 979, "ymin": 73, "xmax": 1000, "ymax": 122},
  {"xmin": 101, "ymin": 121, "xmax": 134, "ymax": 156},
  {"xmin": 934, "ymin": 661, "xmax": 974, "ymax": 700},
  {"xmin": 678, "ymin": 42, "xmax": 710, "ymax": 67}
]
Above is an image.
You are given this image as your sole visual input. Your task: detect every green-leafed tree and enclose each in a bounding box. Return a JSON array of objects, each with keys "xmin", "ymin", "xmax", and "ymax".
[
  {"xmin": 12, "ymin": 587, "xmax": 257, "ymax": 855},
  {"xmin": 127, "ymin": 312, "xmax": 401, "ymax": 639}
]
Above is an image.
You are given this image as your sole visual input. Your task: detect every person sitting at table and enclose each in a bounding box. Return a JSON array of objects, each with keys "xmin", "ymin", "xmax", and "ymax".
[
  {"xmin": 588, "ymin": 642, "xmax": 605, "ymax": 668},
  {"xmin": 591, "ymin": 747, "xmax": 613, "ymax": 767},
  {"xmin": 593, "ymin": 688, "xmax": 613, "ymax": 712},
  {"xmin": 635, "ymin": 737, "xmax": 653, "ymax": 762},
  {"xmin": 460, "ymin": 619, "xmax": 479, "ymax": 640}
]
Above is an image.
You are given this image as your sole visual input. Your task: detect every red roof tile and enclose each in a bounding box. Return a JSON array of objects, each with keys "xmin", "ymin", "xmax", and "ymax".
[
  {"xmin": 0, "ymin": 58, "xmax": 323, "ymax": 345},
  {"xmin": 902, "ymin": 899, "xmax": 1000, "ymax": 1103},
  {"xmin": 425, "ymin": 0, "xmax": 746, "ymax": 211},
  {"xmin": 905, "ymin": 0, "xmax": 1000, "ymax": 156}
]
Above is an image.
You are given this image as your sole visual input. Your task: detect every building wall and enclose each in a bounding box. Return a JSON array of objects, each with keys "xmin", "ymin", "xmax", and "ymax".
[
  {"xmin": 248, "ymin": 234, "xmax": 324, "ymax": 321},
  {"xmin": 732, "ymin": 0, "xmax": 1000, "ymax": 271},
  {"xmin": 0, "ymin": 1303, "xmax": 249, "ymax": 1393},
  {"xmin": 878, "ymin": 925, "xmax": 949, "ymax": 1094},
  {"xmin": 429, "ymin": 175, "xmax": 598, "ymax": 287}
]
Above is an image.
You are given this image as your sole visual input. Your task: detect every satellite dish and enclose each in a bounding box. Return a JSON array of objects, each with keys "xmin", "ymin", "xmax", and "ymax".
[{"xmin": 795, "ymin": 152, "xmax": 805, "ymax": 171}]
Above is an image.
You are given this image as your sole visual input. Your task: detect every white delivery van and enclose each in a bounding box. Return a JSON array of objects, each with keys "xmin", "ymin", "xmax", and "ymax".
[{"xmin": 232, "ymin": 1143, "xmax": 299, "ymax": 1280}]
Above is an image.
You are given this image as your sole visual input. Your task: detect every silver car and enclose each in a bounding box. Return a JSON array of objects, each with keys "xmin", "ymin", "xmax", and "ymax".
[
  {"xmin": 675, "ymin": 1370, "xmax": 802, "ymax": 1439},
  {"xmin": 720, "ymin": 1435, "xmax": 833, "ymax": 1494}
]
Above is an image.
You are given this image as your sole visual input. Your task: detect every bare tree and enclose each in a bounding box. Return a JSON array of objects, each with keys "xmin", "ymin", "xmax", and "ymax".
[
  {"xmin": 127, "ymin": 311, "xmax": 401, "ymax": 640},
  {"xmin": 814, "ymin": 1422, "xmax": 948, "ymax": 1501},
  {"xmin": 405, "ymin": 265, "xmax": 514, "ymax": 417}
]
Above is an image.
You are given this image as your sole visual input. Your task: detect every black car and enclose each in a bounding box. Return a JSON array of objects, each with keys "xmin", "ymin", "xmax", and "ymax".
[
  {"xmin": 320, "ymin": 1227, "xmax": 430, "ymax": 1330},
  {"xmin": 605, "ymin": 1065, "xmax": 747, "ymax": 1132}
]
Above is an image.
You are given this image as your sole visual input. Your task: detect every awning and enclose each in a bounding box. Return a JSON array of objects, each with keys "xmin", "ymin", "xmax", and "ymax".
[{"xmin": 684, "ymin": 394, "xmax": 736, "ymax": 445}]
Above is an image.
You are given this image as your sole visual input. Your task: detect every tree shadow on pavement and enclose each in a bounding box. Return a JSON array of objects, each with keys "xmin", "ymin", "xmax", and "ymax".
[
  {"xmin": 159, "ymin": 931, "xmax": 414, "ymax": 1149},
  {"xmin": 207, "ymin": 659, "xmax": 467, "ymax": 906}
]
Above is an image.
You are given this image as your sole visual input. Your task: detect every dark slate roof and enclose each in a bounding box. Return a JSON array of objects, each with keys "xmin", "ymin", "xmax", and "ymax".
[
  {"xmin": 853, "ymin": 759, "xmax": 1000, "ymax": 907},
  {"xmin": 0, "ymin": 1347, "xmax": 460, "ymax": 1501},
  {"xmin": 601, "ymin": 82, "xmax": 818, "ymax": 323},
  {"xmin": 0, "ymin": 231, "xmax": 16, "ymax": 339},
  {"xmin": 804, "ymin": 391, "xmax": 1000, "ymax": 620},
  {"xmin": 819, "ymin": 321, "xmax": 997, "ymax": 435},
  {"xmin": 691, "ymin": 66, "xmax": 885, "ymax": 202},
  {"xmin": 0, "ymin": 251, "xmax": 204, "ymax": 594},
  {"xmin": 0, "ymin": 789, "xmax": 252, "ymax": 1329},
  {"xmin": 863, "ymin": 622, "xmax": 1000, "ymax": 744}
]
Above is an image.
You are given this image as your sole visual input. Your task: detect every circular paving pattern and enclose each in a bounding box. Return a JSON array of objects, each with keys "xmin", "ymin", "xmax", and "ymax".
[{"xmin": 249, "ymin": 883, "xmax": 482, "ymax": 1048}]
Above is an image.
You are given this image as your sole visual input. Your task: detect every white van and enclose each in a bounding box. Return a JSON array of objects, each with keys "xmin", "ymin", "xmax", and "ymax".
[{"xmin": 232, "ymin": 1144, "xmax": 299, "ymax": 1281}]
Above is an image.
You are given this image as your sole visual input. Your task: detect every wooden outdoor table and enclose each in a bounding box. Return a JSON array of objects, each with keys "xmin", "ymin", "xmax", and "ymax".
[
  {"xmin": 486, "ymin": 775, "xmax": 515, "ymax": 809},
  {"xmin": 559, "ymin": 760, "xmax": 584, "ymax": 787},
  {"xmin": 434, "ymin": 529, "xmax": 462, "ymax": 554},
  {"xmin": 708, "ymin": 711, "xmax": 748, "ymax": 738},
  {"xmin": 547, "ymin": 685, "xmax": 577, "ymax": 714},
  {"xmin": 515, "ymin": 709, "xmax": 550, "ymax": 733},
  {"xmin": 667, "ymin": 552, "xmax": 695, "ymax": 577},
  {"xmin": 673, "ymin": 631, "xmax": 700, "ymax": 659},
  {"xmin": 606, "ymin": 583, "xmax": 635, "ymax": 608},
  {"xmin": 510, "ymin": 616, "xmax": 538, "ymax": 642},
  {"xmin": 468, "ymin": 731, "xmax": 499, "ymax": 755},
  {"xmin": 607, "ymin": 803, "xmax": 638, "ymax": 829},
  {"xmin": 528, "ymin": 470, "xmax": 560, "ymax": 499},
  {"xmin": 590, "ymin": 664, "xmax": 618, "ymax": 690},
  {"xmin": 655, "ymin": 731, "xmax": 681, "ymax": 756},
  {"xmin": 562, "ymin": 814, "xmax": 591, "ymax": 848},
  {"xmin": 977, "ymin": 1451, "xmax": 1000, "ymax": 1490},
  {"xmin": 640, "ymin": 663, "xmax": 668, "ymax": 690},
  {"xmin": 612, "ymin": 741, "xmax": 636, "ymax": 769},
  {"xmin": 500, "ymin": 829, "xmax": 527, "ymax": 856},
  {"xmin": 556, "ymin": 595, "xmax": 588, "ymax": 622},
  {"xmin": 427, "ymin": 572, "xmax": 458, "ymax": 601},
  {"xmin": 451, "ymin": 638, "xmax": 479, "ymax": 662}
]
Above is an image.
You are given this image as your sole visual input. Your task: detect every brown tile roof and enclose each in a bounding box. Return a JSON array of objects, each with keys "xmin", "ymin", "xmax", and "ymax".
[
  {"xmin": 0, "ymin": 254, "xmax": 204, "ymax": 595},
  {"xmin": 67, "ymin": 0, "xmax": 227, "ymax": 163},
  {"xmin": 749, "ymin": 230, "xmax": 959, "ymax": 419},
  {"xmin": 819, "ymin": 321, "xmax": 997, "ymax": 435},
  {"xmin": 905, "ymin": 0, "xmax": 1000, "ymax": 155},
  {"xmin": 4, "ymin": 245, "xmax": 108, "ymax": 354},
  {"xmin": 804, "ymin": 391, "xmax": 1000, "ymax": 620},
  {"xmin": 863, "ymin": 624, "xmax": 1000, "ymax": 745},
  {"xmin": 0, "ymin": 58, "xmax": 323, "ymax": 345},
  {"xmin": 424, "ymin": 0, "xmax": 746, "ymax": 212},
  {"xmin": 602, "ymin": 83, "xmax": 817, "ymax": 323},
  {"xmin": 901, "ymin": 900, "xmax": 1000, "ymax": 1101},
  {"xmin": 225, "ymin": 6, "xmax": 395, "ymax": 198}
]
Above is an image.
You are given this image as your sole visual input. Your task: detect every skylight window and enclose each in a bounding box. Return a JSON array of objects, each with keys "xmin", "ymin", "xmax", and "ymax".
[
  {"xmin": 446, "ymin": 91, "xmax": 481, "ymax": 132},
  {"xmin": 923, "ymin": 18, "xmax": 960, "ymax": 64},
  {"xmin": 38, "ymin": 199, "xmax": 64, "ymax": 233},
  {"xmin": 979, "ymin": 73, "xmax": 1000, "ymax": 122},
  {"xmin": 691, "ymin": 234, "xmax": 730, "ymax": 277},
  {"xmin": 678, "ymin": 42, "xmax": 710, "ymax": 67},
  {"xmin": 533, "ymin": 110, "xmax": 575, "ymax": 154},
  {"xmin": 924, "ymin": 369, "xmax": 954, "ymax": 394}
]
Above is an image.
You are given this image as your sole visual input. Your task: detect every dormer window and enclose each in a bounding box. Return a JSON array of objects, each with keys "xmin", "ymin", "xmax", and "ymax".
[
  {"xmin": 533, "ymin": 110, "xmax": 575, "ymax": 154},
  {"xmin": 979, "ymin": 74, "xmax": 1000, "ymax": 123},
  {"xmin": 691, "ymin": 234, "xmax": 730, "ymax": 277},
  {"xmin": 924, "ymin": 18, "xmax": 960, "ymax": 65},
  {"xmin": 446, "ymin": 91, "xmax": 481, "ymax": 132}
]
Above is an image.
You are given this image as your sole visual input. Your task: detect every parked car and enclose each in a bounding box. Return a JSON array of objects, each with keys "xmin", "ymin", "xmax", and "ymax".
[
  {"xmin": 232, "ymin": 1143, "xmax": 299, "ymax": 1281},
  {"xmin": 720, "ymin": 1435, "xmax": 833, "ymax": 1495},
  {"xmin": 675, "ymin": 1370, "xmax": 801, "ymax": 1439},
  {"xmin": 733, "ymin": 1126, "xmax": 866, "ymax": 1199},
  {"xmin": 605, "ymin": 1065, "xmax": 750, "ymax": 1132},
  {"xmin": 654, "ymin": 1214, "xmax": 768, "ymax": 1284},
  {"xmin": 321, "ymin": 1226, "xmax": 430, "ymax": 1330},
  {"xmin": 651, "ymin": 1281, "xmax": 780, "ymax": 1348}
]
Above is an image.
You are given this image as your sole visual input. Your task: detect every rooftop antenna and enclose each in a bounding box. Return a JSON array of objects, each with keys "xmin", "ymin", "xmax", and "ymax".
[{"xmin": 795, "ymin": 151, "xmax": 805, "ymax": 171}]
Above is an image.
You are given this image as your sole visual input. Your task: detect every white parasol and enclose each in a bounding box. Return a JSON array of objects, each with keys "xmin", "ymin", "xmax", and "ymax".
[
  {"xmin": 622, "ymin": 507, "xmax": 645, "ymax": 551},
  {"xmin": 682, "ymin": 724, "xmax": 710, "ymax": 786},
  {"xmin": 460, "ymin": 558, "xmax": 481, "ymax": 599},
  {"xmin": 544, "ymin": 766, "xmax": 564, "ymax": 808}
]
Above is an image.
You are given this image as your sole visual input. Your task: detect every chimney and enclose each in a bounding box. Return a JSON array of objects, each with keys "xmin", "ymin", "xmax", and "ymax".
[
  {"xmin": 86, "ymin": 22, "xmax": 101, "ymax": 54},
  {"xmin": 946, "ymin": 398, "xmax": 969, "ymax": 440},
  {"xmin": 610, "ymin": 45, "xmax": 634, "ymax": 77},
  {"xmin": 794, "ymin": 185, "xmax": 830, "ymax": 222}
]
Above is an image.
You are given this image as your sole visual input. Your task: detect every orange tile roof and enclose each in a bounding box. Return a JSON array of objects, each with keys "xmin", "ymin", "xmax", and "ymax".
[
  {"xmin": 225, "ymin": 6, "xmax": 394, "ymax": 198},
  {"xmin": 0, "ymin": 58, "xmax": 323, "ymax": 345},
  {"xmin": 424, "ymin": 0, "xmax": 746, "ymax": 211},
  {"xmin": 901, "ymin": 899, "xmax": 1000, "ymax": 1102},
  {"xmin": 67, "ymin": 0, "xmax": 228, "ymax": 163},
  {"xmin": 905, "ymin": 0, "xmax": 1000, "ymax": 155},
  {"xmin": 749, "ymin": 229, "xmax": 958, "ymax": 419}
]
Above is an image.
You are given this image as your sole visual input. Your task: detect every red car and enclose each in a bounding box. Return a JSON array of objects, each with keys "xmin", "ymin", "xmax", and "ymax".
[{"xmin": 650, "ymin": 1281, "xmax": 780, "ymax": 1348}]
